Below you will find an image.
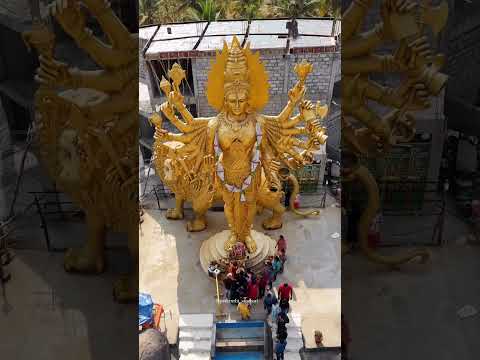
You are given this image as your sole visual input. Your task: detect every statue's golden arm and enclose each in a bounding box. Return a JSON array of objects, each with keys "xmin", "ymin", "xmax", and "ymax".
[
  {"xmin": 343, "ymin": 28, "xmax": 385, "ymax": 59},
  {"xmin": 342, "ymin": 0, "xmax": 375, "ymax": 42},
  {"xmin": 82, "ymin": 0, "xmax": 134, "ymax": 52},
  {"xmin": 84, "ymin": 78, "xmax": 136, "ymax": 118},
  {"xmin": 73, "ymin": 29, "xmax": 134, "ymax": 69},
  {"xmin": 281, "ymin": 114, "xmax": 303, "ymax": 129},
  {"xmin": 281, "ymin": 127, "xmax": 308, "ymax": 136},
  {"xmin": 70, "ymin": 66, "xmax": 135, "ymax": 92},
  {"xmin": 263, "ymin": 99, "xmax": 297, "ymax": 125},
  {"xmin": 343, "ymin": 54, "xmax": 400, "ymax": 75},
  {"xmin": 361, "ymin": 78, "xmax": 404, "ymax": 109}
]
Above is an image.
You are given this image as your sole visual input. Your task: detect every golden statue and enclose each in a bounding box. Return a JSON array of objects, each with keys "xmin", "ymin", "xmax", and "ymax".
[
  {"xmin": 151, "ymin": 37, "xmax": 328, "ymax": 255},
  {"xmin": 342, "ymin": 0, "xmax": 448, "ymax": 265},
  {"xmin": 22, "ymin": 0, "xmax": 138, "ymax": 301}
]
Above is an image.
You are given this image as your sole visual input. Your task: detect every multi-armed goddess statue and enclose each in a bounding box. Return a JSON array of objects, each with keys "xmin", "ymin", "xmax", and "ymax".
[{"xmin": 151, "ymin": 37, "xmax": 328, "ymax": 265}]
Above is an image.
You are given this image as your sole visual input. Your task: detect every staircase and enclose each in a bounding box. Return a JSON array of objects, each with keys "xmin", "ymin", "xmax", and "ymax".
[
  {"xmin": 271, "ymin": 313, "xmax": 303, "ymax": 360},
  {"xmin": 179, "ymin": 314, "xmax": 214, "ymax": 360},
  {"xmin": 214, "ymin": 320, "xmax": 266, "ymax": 359}
]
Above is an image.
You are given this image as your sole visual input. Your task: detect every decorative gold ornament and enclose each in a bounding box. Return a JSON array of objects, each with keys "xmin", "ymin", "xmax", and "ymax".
[
  {"xmin": 342, "ymin": 0, "xmax": 448, "ymax": 266},
  {"xmin": 151, "ymin": 36, "xmax": 328, "ymax": 255},
  {"xmin": 23, "ymin": 0, "xmax": 138, "ymax": 301}
]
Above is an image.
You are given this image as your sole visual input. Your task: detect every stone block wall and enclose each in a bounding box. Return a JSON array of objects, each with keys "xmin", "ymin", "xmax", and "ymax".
[
  {"xmin": 139, "ymin": 37, "xmax": 149, "ymax": 85},
  {"xmin": 190, "ymin": 49, "xmax": 338, "ymax": 117}
]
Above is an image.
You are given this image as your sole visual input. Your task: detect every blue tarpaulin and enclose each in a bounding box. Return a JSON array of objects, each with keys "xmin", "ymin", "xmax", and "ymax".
[{"xmin": 139, "ymin": 292, "xmax": 154, "ymax": 326}]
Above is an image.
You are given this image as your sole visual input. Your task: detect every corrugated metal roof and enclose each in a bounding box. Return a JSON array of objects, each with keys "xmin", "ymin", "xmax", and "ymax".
[
  {"xmin": 147, "ymin": 37, "xmax": 199, "ymax": 56},
  {"xmin": 249, "ymin": 19, "xmax": 289, "ymax": 34},
  {"xmin": 196, "ymin": 35, "xmax": 245, "ymax": 51},
  {"xmin": 143, "ymin": 18, "xmax": 340, "ymax": 57},
  {"xmin": 154, "ymin": 22, "xmax": 207, "ymax": 40},
  {"xmin": 297, "ymin": 18, "xmax": 334, "ymax": 36},
  {"xmin": 204, "ymin": 20, "xmax": 248, "ymax": 36},
  {"xmin": 139, "ymin": 25, "xmax": 159, "ymax": 41}
]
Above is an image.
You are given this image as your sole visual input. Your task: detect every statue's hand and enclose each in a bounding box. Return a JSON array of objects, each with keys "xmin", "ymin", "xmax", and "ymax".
[
  {"xmin": 149, "ymin": 112, "xmax": 163, "ymax": 128},
  {"xmin": 168, "ymin": 90, "xmax": 185, "ymax": 109},
  {"xmin": 301, "ymin": 150, "xmax": 314, "ymax": 165},
  {"xmin": 288, "ymin": 85, "xmax": 306, "ymax": 105},
  {"xmin": 393, "ymin": 36, "xmax": 432, "ymax": 72},
  {"xmin": 394, "ymin": 80, "xmax": 430, "ymax": 110},
  {"xmin": 203, "ymin": 155, "xmax": 215, "ymax": 171},
  {"xmin": 35, "ymin": 55, "xmax": 72, "ymax": 87},
  {"xmin": 154, "ymin": 128, "xmax": 168, "ymax": 141},
  {"xmin": 381, "ymin": 0, "xmax": 416, "ymax": 41},
  {"xmin": 160, "ymin": 102, "xmax": 175, "ymax": 119},
  {"xmin": 48, "ymin": 0, "xmax": 86, "ymax": 39}
]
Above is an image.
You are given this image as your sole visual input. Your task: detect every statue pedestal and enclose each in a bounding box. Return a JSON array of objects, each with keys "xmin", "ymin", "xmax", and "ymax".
[{"xmin": 199, "ymin": 230, "xmax": 276, "ymax": 275}]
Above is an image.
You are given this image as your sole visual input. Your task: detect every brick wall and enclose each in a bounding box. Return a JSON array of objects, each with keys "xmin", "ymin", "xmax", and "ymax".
[
  {"xmin": 139, "ymin": 37, "xmax": 149, "ymax": 85},
  {"xmin": 189, "ymin": 49, "xmax": 338, "ymax": 117}
]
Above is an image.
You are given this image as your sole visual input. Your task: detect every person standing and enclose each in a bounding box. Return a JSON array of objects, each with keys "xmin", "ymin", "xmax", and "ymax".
[
  {"xmin": 272, "ymin": 256, "xmax": 282, "ymax": 281},
  {"xmin": 258, "ymin": 274, "xmax": 267, "ymax": 298},
  {"xmin": 279, "ymin": 297, "xmax": 290, "ymax": 314},
  {"xmin": 247, "ymin": 279, "xmax": 259, "ymax": 301},
  {"xmin": 277, "ymin": 326, "xmax": 288, "ymax": 342},
  {"xmin": 237, "ymin": 300, "xmax": 251, "ymax": 320},
  {"xmin": 278, "ymin": 248, "xmax": 286, "ymax": 273},
  {"xmin": 263, "ymin": 291, "xmax": 278, "ymax": 316},
  {"xmin": 276, "ymin": 235, "xmax": 287, "ymax": 253},
  {"xmin": 271, "ymin": 302, "xmax": 280, "ymax": 323},
  {"xmin": 275, "ymin": 339, "xmax": 287, "ymax": 360},
  {"xmin": 278, "ymin": 283, "xmax": 293, "ymax": 302},
  {"xmin": 223, "ymin": 273, "xmax": 234, "ymax": 300}
]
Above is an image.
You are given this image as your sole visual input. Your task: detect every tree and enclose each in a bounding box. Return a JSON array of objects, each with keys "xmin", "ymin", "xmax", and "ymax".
[
  {"xmin": 274, "ymin": 0, "xmax": 335, "ymax": 18},
  {"xmin": 233, "ymin": 0, "xmax": 264, "ymax": 20},
  {"xmin": 139, "ymin": 0, "xmax": 159, "ymax": 26},
  {"xmin": 187, "ymin": 0, "xmax": 224, "ymax": 21}
]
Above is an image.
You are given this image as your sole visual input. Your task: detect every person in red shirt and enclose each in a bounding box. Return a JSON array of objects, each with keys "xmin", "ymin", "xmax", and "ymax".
[
  {"xmin": 247, "ymin": 279, "xmax": 259, "ymax": 300},
  {"xmin": 228, "ymin": 261, "xmax": 238, "ymax": 277},
  {"xmin": 278, "ymin": 282, "xmax": 293, "ymax": 301},
  {"xmin": 276, "ymin": 235, "xmax": 287, "ymax": 253}
]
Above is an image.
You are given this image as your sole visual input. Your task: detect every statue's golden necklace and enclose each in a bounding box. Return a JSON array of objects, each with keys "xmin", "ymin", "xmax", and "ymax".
[{"xmin": 221, "ymin": 113, "xmax": 252, "ymax": 131}]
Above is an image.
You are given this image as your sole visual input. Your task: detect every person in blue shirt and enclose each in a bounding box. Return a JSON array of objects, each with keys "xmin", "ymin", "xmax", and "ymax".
[
  {"xmin": 275, "ymin": 339, "xmax": 287, "ymax": 360},
  {"xmin": 272, "ymin": 256, "xmax": 283, "ymax": 281},
  {"xmin": 263, "ymin": 291, "xmax": 278, "ymax": 315}
]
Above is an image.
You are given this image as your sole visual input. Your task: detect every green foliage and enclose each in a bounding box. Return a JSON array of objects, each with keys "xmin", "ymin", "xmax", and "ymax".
[
  {"xmin": 187, "ymin": 0, "xmax": 224, "ymax": 21},
  {"xmin": 139, "ymin": 0, "xmax": 341, "ymax": 25},
  {"xmin": 233, "ymin": 0, "xmax": 264, "ymax": 20},
  {"xmin": 274, "ymin": 0, "xmax": 339, "ymax": 18},
  {"xmin": 139, "ymin": 0, "xmax": 159, "ymax": 25}
]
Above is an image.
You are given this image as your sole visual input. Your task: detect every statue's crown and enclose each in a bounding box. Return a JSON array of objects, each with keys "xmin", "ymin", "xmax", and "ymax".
[{"xmin": 224, "ymin": 37, "xmax": 249, "ymax": 94}]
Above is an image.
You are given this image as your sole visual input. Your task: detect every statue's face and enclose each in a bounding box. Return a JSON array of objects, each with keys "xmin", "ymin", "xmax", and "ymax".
[{"xmin": 225, "ymin": 89, "xmax": 248, "ymax": 118}]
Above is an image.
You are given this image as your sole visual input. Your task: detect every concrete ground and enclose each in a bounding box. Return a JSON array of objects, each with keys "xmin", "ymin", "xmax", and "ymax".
[
  {"xmin": 0, "ymin": 145, "xmax": 137, "ymax": 360},
  {"xmin": 139, "ymin": 205, "xmax": 341, "ymax": 349},
  {"xmin": 342, "ymin": 204, "xmax": 480, "ymax": 360}
]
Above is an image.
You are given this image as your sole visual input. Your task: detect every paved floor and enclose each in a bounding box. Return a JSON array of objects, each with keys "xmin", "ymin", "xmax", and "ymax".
[
  {"xmin": 0, "ymin": 145, "xmax": 138, "ymax": 359},
  {"xmin": 139, "ymin": 205, "xmax": 342, "ymax": 349},
  {"xmin": 342, "ymin": 209, "xmax": 480, "ymax": 360}
]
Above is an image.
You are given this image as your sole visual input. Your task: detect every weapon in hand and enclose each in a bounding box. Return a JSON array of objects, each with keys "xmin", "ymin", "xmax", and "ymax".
[{"xmin": 167, "ymin": 63, "xmax": 187, "ymax": 108}]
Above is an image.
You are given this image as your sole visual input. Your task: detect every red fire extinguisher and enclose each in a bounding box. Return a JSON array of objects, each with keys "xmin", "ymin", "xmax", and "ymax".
[{"xmin": 368, "ymin": 213, "xmax": 381, "ymax": 248}]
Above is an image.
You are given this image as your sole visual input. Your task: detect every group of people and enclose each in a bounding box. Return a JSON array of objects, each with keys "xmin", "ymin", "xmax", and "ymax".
[
  {"xmin": 221, "ymin": 235, "xmax": 292, "ymax": 360},
  {"xmin": 222, "ymin": 235, "xmax": 288, "ymax": 305},
  {"xmin": 265, "ymin": 282, "xmax": 293, "ymax": 360}
]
